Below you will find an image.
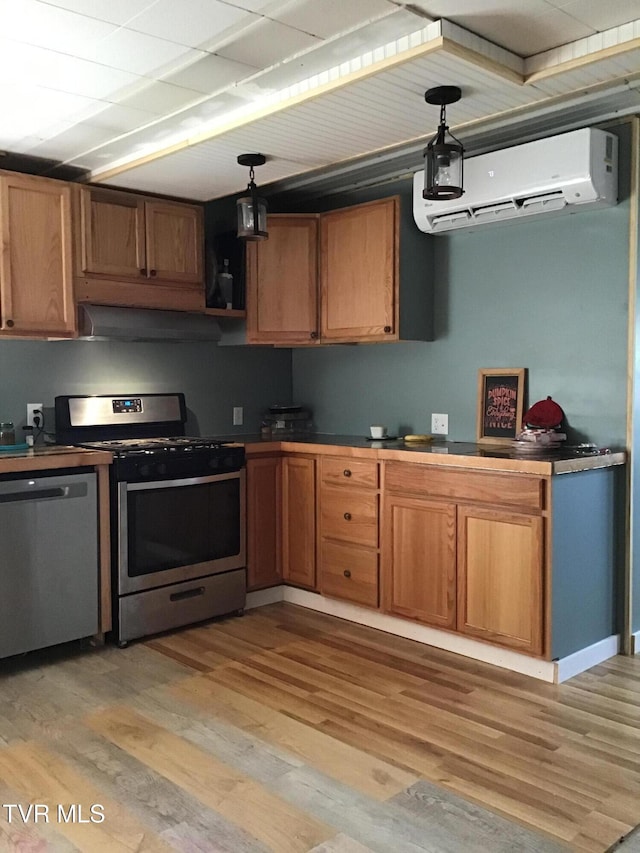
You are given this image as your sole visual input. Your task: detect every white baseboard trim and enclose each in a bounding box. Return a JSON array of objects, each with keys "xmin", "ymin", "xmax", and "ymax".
[
  {"xmin": 554, "ymin": 634, "xmax": 620, "ymax": 683},
  {"xmin": 245, "ymin": 586, "xmax": 285, "ymax": 610},
  {"xmin": 246, "ymin": 586, "xmax": 619, "ymax": 682},
  {"xmin": 631, "ymin": 630, "xmax": 640, "ymax": 654},
  {"xmin": 282, "ymin": 587, "xmax": 557, "ymax": 682}
]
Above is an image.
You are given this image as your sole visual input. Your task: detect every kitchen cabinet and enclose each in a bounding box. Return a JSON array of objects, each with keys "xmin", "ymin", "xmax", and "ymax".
[
  {"xmin": 382, "ymin": 461, "xmax": 546, "ymax": 654},
  {"xmin": 73, "ymin": 185, "xmax": 205, "ymax": 312},
  {"xmin": 457, "ymin": 505, "xmax": 544, "ymax": 654},
  {"xmin": 246, "ymin": 215, "xmax": 318, "ymax": 344},
  {"xmin": 247, "ymin": 455, "xmax": 282, "ymax": 590},
  {"xmin": 281, "ymin": 455, "xmax": 317, "ymax": 589},
  {"xmin": 319, "ymin": 457, "xmax": 380, "ymax": 607},
  {"xmin": 246, "ymin": 192, "xmax": 433, "ymax": 345},
  {"xmin": 0, "ymin": 171, "xmax": 75, "ymax": 337},
  {"xmin": 320, "ymin": 198, "xmax": 396, "ymax": 343},
  {"xmin": 382, "ymin": 494, "xmax": 456, "ymax": 629}
]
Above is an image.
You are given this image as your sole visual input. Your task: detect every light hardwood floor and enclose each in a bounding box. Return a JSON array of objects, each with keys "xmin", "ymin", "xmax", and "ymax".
[{"xmin": 0, "ymin": 602, "xmax": 638, "ymax": 851}]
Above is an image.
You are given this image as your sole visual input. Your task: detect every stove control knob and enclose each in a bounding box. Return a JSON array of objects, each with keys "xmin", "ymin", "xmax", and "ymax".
[
  {"xmin": 209, "ymin": 457, "xmax": 220, "ymax": 471},
  {"xmin": 156, "ymin": 463, "xmax": 167, "ymax": 477},
  {"xmin": 139, "ymin": 464, "xmax": 151, "ymax": 478}
]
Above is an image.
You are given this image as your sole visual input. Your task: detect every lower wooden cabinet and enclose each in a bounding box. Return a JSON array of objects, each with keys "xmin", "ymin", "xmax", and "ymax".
[
  {"xmin": 320, "ymin": 540, "xmax": 378, "ymax": 607},
  {"xmin": 381, "ymin": 494, "xmax": 456, "ymax": 629},
  {"xmin": 282, "ymin": 455, "xmax": 317, "ymax": 588},
  {"xmin": 252, "ymin": 450, "xmax": 547, "ymax": 657},
  {"xmin": 246, "ymin": 455, "xmax": 282, "ymax": 591},
  {"xmin": 457, "ymin": 505, "xmax": 544, "ymax": 655},
  {"xmin": 381, "ymin": 461, "xmax": 546, "ymax": 655},
  {"xmin": 318, "ymin": 456, "xmax": 380, "ymax": 607}
]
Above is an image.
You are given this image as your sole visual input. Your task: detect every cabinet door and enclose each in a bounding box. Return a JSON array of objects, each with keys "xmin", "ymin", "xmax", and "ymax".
[
  {"xmin": 320, "ymin": 197, "xmax": 397, "ymax": 343},
  {"xmin": 457, "ymin": 506, "xmax": 544, "ymax": 655},
  {"xmin": 282, "ymin": 455, "xmax": 317, "ymax": 588},
  {"xmin": 0, "ymin": 173, "xmax": 75, "ymax": 336},
  {"xmin": 145, "ymin": 200, "xmax": 203, "ymax": 283},
  {"xmin": 246, "ymin": 215, "xmax": 318, "ymax": 344},
  {"xmin": 79, "ymin": 186, "xmax": 145, "ymax": 278},
  {"xmin": 247, "ymin": 456, "xmax": 282, "ymax": 590},
  {"xmin": 382, "ymin": 494, "xmax": 456, "ymax": 629}
]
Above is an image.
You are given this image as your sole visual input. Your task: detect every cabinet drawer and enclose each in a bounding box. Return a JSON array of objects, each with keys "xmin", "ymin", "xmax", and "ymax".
[
  {"xmin": 322, "ymin": 457, "xmax": 378, "ymax": 489},
  {"xmin": 320, "ymin": 486, "xmax": 378, "ymax": 546},
  {"xmin": 320, "ymin": 540, "xmax": 378, "ymax": 608},
  {"xmin": 384, "ymin": 463, "xmax": 544, "ymax": 510}
]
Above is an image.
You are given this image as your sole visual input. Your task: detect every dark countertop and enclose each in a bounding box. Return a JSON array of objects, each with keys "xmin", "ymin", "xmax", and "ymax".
[{"xmin": 219, "ymin": 433, "xmax": 626, "ymax": 475}]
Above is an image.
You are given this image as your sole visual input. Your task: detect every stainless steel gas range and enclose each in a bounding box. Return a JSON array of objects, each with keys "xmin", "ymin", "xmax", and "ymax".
[{"xmin": 55, "ymin": 393, "xmax": 246, "ymax": 646}]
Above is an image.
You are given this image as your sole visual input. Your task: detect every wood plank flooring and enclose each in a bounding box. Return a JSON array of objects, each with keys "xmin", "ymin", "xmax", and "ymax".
[{"xmin": 0, "ymin": 603, "xmax": 639, "ymax": 851}]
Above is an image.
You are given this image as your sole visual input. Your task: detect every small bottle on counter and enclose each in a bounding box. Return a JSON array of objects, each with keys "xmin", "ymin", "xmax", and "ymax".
[
  {"xmin": 23, "ymin": 425, "xmax": 34, "ymax": 447},
  {"xmin": 0, "ymin": 422, "xmax": 15, "ymax": 445}
]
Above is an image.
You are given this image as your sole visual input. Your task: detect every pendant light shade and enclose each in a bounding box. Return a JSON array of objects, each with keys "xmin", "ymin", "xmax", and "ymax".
[
  {"xmin": 236, "ymin": 153, "xmax": 268, "ymax": 240},
  {"xmin": 423, "ymin": 86, "xmax": 464, "ymax": 201}
]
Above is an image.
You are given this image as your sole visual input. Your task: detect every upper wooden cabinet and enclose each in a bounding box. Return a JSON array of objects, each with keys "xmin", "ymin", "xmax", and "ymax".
[
  {"xmin": 0, "ymin": 171, "xmax": 75, "ymax": 337},
  {"xmin": 246, "ymin": 215, "xmax": 318, "ymax": 344},
  {"xmin": 320, "ymin": 198, "xmax": 396, "ymax": 343},
  {"xmin": 74, "ymin": 186, "xmax": 205, "ymax": 312},
  {"xmin": 246, "ymin": 193, "xmax": 433, "ymax": 345}
]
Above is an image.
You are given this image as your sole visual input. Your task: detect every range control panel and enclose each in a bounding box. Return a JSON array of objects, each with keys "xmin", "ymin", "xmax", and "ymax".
[{"xmin": 113, "ymin": 398, "xmax": 143, "ymax": 414}]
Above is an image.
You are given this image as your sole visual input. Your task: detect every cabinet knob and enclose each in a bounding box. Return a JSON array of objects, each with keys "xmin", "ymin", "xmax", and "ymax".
[
  {"xmin": 140, "ymin": 267, "xmax": 147, "ymax": 275},
  {"xmin": 384, "ymin": 325, "xmax": 392, "ymax": 333},
  {"xmin": 310, "ymin": 331, "xmax": 318, "ymax": 339},
  {"xmin": 150, "ymin": 269, "xmax": 157, "ymax": 277},
  {"xmin": 343, "ymin": 512, "xmax": 352, "ymax": 521},
  {"xmin": 343, "ymin": 569, "xmax": 351, "ymax": 578},
  {"xmin": 343, "ymin": 469, "xmax": 351, "ymax": 477},
  {"xmin": 5, "ymin": 319, "xmax": 14, "ymax": 328}
]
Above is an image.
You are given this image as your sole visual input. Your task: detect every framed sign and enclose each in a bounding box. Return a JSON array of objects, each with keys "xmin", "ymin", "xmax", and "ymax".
[{"xmin": 477, "ymin": 368, "xmax": 525, "ymax": 444}]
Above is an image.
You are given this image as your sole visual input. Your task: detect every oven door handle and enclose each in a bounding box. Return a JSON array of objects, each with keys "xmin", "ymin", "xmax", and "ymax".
[{"xmin": 125, "ymin": 470, "xmax": 241, "ymax": 491}]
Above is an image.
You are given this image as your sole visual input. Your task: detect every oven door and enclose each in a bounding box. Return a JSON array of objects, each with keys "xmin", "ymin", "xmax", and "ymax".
[{"xmin": 117, "ymin": 469, "xmax": 245, "ymax": 595}]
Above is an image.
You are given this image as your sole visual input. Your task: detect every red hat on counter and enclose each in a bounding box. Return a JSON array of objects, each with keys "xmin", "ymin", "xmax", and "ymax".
[{"xmin": 523, "ymin": 396, "xmax": 564, "ymax": 429}]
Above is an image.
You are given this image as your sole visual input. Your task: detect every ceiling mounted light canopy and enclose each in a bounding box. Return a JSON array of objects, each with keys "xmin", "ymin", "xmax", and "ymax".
[
  {"xmin": 423, "ymin": 86, "xmax": 464, "ymax": 201},
  {"xmin": 236, "ymin": 153, "xmax": 268, "ymax": 241}
]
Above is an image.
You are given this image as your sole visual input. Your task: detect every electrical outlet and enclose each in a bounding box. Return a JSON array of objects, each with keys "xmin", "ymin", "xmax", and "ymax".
[
  {"xmin": 431, "ymin": 413, "xmax": 449, "ymax": 435},
  {"xmin": 232, "ymin": 406, "xmax": 243, "ymax": 426},
  {"xmin": 27, "ymin": 403, "xmax": 43, "ymax": 428}
]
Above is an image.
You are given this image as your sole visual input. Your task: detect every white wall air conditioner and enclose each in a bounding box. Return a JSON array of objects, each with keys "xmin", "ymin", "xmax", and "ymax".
[{"xmin": 413, "ymin": 127, "xmax": 618, "ymax": 235}]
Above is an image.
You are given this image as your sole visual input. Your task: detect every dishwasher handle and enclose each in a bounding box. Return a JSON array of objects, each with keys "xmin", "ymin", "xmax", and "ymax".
[{"xmin": 0, "ymin": 483, "xmax": 88, "ymax": 504}]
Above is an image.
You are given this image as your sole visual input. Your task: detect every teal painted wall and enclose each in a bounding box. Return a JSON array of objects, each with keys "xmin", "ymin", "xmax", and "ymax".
[
  {"xmin": 291, "ymin": 126, "xmax": 631, "ymax": 446},
  {"xmin": 0, "ymin": 340, "xmax": 291, "ymax": 438}
]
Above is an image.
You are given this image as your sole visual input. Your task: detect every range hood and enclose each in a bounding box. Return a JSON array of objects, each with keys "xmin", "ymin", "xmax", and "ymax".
[{"xmin": 77, "ymin": 305, "xmax": 222, "ymax": 342}]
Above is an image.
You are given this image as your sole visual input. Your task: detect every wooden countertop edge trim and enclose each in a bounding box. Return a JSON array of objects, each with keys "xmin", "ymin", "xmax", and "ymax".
[
  {"xmin": 0, "ymin": 447, "xmax": 113, "ymax": 473},
  {"xmin": 243, "ymin": 440, "xmax": 625, "ymax": 475}
]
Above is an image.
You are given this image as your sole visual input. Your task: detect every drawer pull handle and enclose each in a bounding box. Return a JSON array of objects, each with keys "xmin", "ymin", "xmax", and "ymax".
[
  {"xmin": 170, "ymin": 586, "xmax": 205, "ymax": 602},
  {"xmin": 343, "ymin": 512, "xmax": 352, "ymax": 521},
  {"xmin": 343, "ymin": 469, "xmax": 351, "ymax": 477},
  {"xmin": 6, "ymin": 319, "xmax": 14, "ymax": 328},
  {"xmin": 140, "ymin": 267, "xmax": 147, "ymax": 275},
  {"xmin": 343, "ymin": 569, "xmax": 351, "ymax": 578}
]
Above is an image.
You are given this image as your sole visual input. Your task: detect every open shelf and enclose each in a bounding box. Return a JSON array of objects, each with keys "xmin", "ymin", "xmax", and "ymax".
[{"xmin": 204, "ymin": 308, "xmax": 246, "ymax": 318}]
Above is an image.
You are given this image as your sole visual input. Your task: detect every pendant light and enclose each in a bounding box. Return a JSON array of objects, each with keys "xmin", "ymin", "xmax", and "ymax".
[
  {"xmin": 423, "ymin": 86, "xmax": 464, "ymax": 200},
  {"xmin": 236, "ymin": 153, "xmax": 268, "ymax": 240}
]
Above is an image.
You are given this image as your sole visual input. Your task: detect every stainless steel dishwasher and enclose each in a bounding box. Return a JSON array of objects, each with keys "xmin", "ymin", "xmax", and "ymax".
[{"xmin": 0, "ymin": 468, "xmax": 99, "ymax": 659}]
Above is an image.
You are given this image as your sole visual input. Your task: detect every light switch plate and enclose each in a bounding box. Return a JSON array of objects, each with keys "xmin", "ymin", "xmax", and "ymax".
[{"xmin": 233, "ymin": 406, "xmax": 243, "ymax": 426}]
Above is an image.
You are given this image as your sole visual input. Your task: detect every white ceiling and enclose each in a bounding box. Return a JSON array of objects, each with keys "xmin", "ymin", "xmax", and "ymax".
[{"xmin": 2, "ymin": 0, "xmax": 640, "ymax": 200}]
